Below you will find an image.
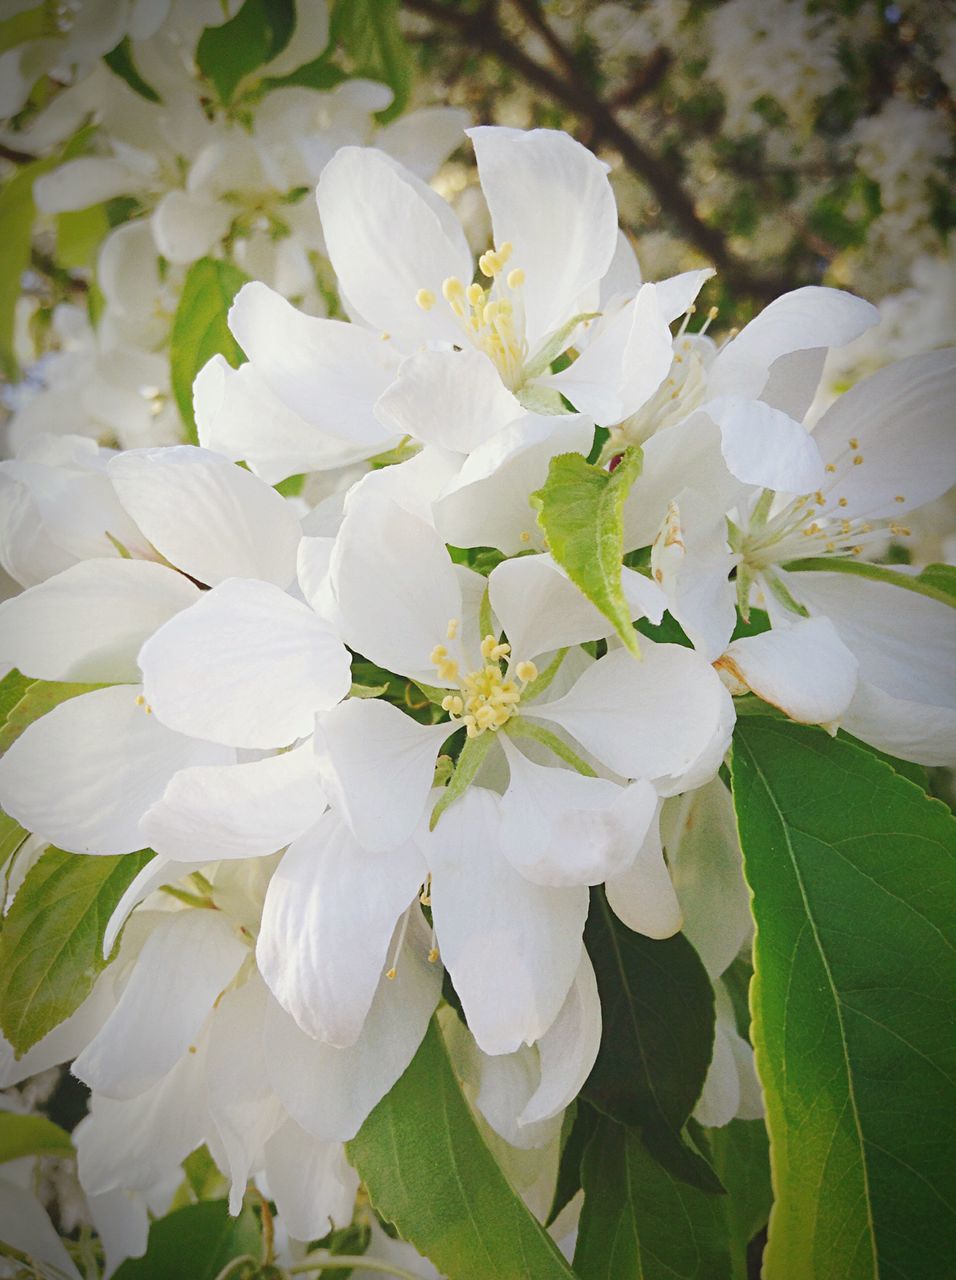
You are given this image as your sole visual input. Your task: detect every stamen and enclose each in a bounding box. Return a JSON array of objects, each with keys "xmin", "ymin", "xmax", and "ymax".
[
  {"xmin": 385, "ymin": 906, "xmax": 413, "ymax": 980},
  {"xmin": 506, "ymin": 268, "xmax": 525, "ymax": 289},
  {"xmin": 516, "ymin": 661, "xmax": 538, "ymax": 683},
  {"xmin": 446, "ymin": 618, "xmax": 459, "ymax": 640},
  {"xmin": 519, "ymin": 530, "xmax": 531, "ymax": 543},
  {"xmin": 415, "ymin": 288, "xmax": 436, "ymax": 311},
  {"xmin": 853, "ymin": 455, "xmax": 864, "ymax": 466}
]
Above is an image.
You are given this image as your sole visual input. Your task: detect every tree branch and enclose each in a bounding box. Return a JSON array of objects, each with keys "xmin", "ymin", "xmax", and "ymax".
[{"xmin": 404, "ymin": 0, "xmax": 796, "ymax": 302}]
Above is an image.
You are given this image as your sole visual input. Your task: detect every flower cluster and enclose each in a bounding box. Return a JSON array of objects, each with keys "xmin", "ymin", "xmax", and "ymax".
[{"xmin": 0, "ymin": 114, "xmax": 953, "ymax": 1276}]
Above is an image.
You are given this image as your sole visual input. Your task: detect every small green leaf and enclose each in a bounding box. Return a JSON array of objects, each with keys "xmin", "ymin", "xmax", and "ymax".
[
  {"xmin": 197, "ymin": 0, "xmax": 295, "ymax": 103},
  {"xmin": 0, "ymin": 1112, "xmax": 73, "ymax": 1163},
  {"xmin": 917, "ymin": 561, "xmax": 956, "ymax": 601},
  {"xmin": 0, "ymin": 809, "xmax": 28, "ymax": 873},
  {"xmin": 731, "ymin": 718, "xmax": 956, "ymax": 1280},
  {"xmin": 103, "ymin": 37, "xmax": 161, "ymax": 102},
  {"xmin": 56, "ymin": 203, "xmax": 110, "ymax": 268},
  {"xmin": 170, "ymin": 257, "xmax": 249, "ymax": 443},
  {"xmin": 429, "ymin": 729, "xmax": 490, "ymax": 830},
  {"xmin": 574, "ymin": 1116, "xmax": 733, "ymax": 1280},
  {"xmin": 0, "ymin": 156, "xmax": 57, "ymax": 379},
  {"xmin": 708, "ymin": 1119, "xmax": 772, "ymax": 1280},
  {"xmin": 547, "ymin": 1099, "xmax": 600, "ymax": 1226},
  {"xmin": 0, "ymin": 678, "xmax": 109, "ymax": 753},
  {"xmin": 0, "ymin": 847, "xmax": 154, "ymax": 1054},
  {"xmin": 330, "ymin": 0, "xmax": 412, "ymax": 123},
  {"xmin": 348, "ymin": 1018, "xmax": 577, "ymax": 1279},
  {"xmin": 582, "ymin": 887, "xmax": 718, "ymax": 1188},
  {"xmin": 532, "ymin": 447, "xmax": 644, "ymax": 657},
  {"xmin": 349, "ymin": 681, "xmax": 390, "ymax": 699},
  {"xmin": 111, "ymin": 1200, "xmax": 261, "ymax": 1280}
]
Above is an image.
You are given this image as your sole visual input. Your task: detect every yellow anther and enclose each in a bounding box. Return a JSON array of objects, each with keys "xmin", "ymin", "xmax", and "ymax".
[
  {"xmin": 489, "ymin": 641, "xmax": 511, "ymax": 661},
  {"xmin": 436, "ymin": 658, "xmax": 460, "ymax": 682},
  {"xmin": 506, "ymin": 267, "xmax": 525, "ymax": 289},
  {"xmin": 430, "ymin": 644, "xmax": 448, "ymax": 663},
  {"xmin": 466, "ymin": 281, "xmax": 484, "ymax": 306},
  {"xmin": 144, "ymin": 704, "xmax": 152, "ymax": 715},
  {"xmin": 441, "ymin": 694, "xmax": 464, "ymax": 716},
  {"xmin": 853, "ymin": 454, "xmax": 864, "ymax": 466},
  {"xmin": 479, "ymin": 251, "xmax": 500, "ymax": 277},
  {"xmin": 442, "ymin": 276, "xmax": 464, "ymax": 300},
  {"xmin": 446, "ymin": 618, "xmax": 459, "ymax": 640},
  {"xmin": 851, "ymin": 545, "xmax": 863, "ymax": 555},
  {"xmin": 135, "ymin": 694, "xmax": 145, "ymax": 706},
  {"xmin": 849, "ymin": 437, "xmax": 859, "ymax": 449},
  {"xmin": 707, "ymin": 305, "xmax": 719, "ymax": 319},
  {"xmin": 386, "ymin": 967, "xmax": 397, "ymax": 980},
  {"xmin": 519, "ymin": 530, "xmax": 531, "ymax": 543},
  {"xmin": 415, "ymin": 288, "xmax": 437, "ymax": 311},
  {"xmin": 428, "ymin": 947, "xmax": 439, "ymax": 963},
  {"xmin": 480, "ymin": 634, "xmax": 499, "ymax": 659},
  {"xmin": 516, "ymin": 660, "xmax": 538, "ymax": 683},
  {"xmin": 814, "ymin": 491, "xmax": 825, "ymax": 505},
  {"xmin": 895, "ymin": 494, "xmax": 906, "ymax": 503},
  {"xmin": 483, "ymin": 300, "xmax": 501, "ymax": 324},
  {"xmin": 838, "ymin": 497, "xmax": 848, "ymax": 507},
  {"xmin": 498, "ymin": 241, "xmax": 513, "ymax": 262},
  {"xmin": 825, "ymin": 463, "xmax": 837, "ymax": 473}
]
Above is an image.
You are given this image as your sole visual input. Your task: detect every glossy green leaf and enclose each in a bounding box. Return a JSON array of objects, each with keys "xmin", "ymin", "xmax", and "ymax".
[
  {"xmin": 330, "ymin": 0, "xmax": 412, "ymax": 123},
  {"xmin": 112, "ymin": 1200, "xmax": 260, "ymax": 1280},
  {"xmin": 531, "ymin": 447, "xmax": 644, "ymax": 658},
  {"xmin": 197, "ymin": 0, "xmax": 295, "ymax": 103},
  {"xmin": 547, "ymin": 1100, "xmax": 599, "ymax": 1226},
  {"xmin": 103, "ymin": 37, "xmax": 161, "ymax": 102},
  {"xmin": 708, "ymin": 1119, "xmax": 772, "ymax": 1280},
  {"xmin": 170, "ymin": 257, "xmax": 249, "ymax": 443},
  {"xmin": 574, "ymin": 1116, "xmax": 732, "ymax": 1280},
  {"xmin": 56, "ymin": 203, "xmax": 110, "ymax": 268},
  {"xmin": 0, "ymin": 847, "xmax": 153, "ymax": 1055},
  {"xmin": 0, "ymin": 1112, "xmax": 72, "ymax": 1163},
  {"xmin": 731, "ymin": 718, "xmax": 956, "ymax": 1280},
  {"xmin": 348, "ymin": 1018, "xmax": 577, "ymax": 1279},
  {"xmin": 0, "ymin": 677, "xmax": 109, "ymax": 753},
  {"xmin": 582, "ymin": 887, "xmax": 717, "ymax": 1189}
]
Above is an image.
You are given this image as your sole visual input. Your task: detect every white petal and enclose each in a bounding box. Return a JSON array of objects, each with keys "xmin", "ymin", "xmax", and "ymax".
[
  {"xmin": 708, "ymin": 286, "xmax": 878, "ymax": 401},
  {"xmin": 420, "ymin": 787, "xmax": 588, "ymax": 1055},
  {"xmin": 489, "ymin": 552, "xmax": 663, "ymax": 664},
  {"xmin": 548, "ymin": 284, "xmax": 673, "ymax": 424},
  {"xmin": 151, "ymin": 190, "xmax": 232, "ymax": 264},
  {"xmin": 519, "ymin": 953, "xmax": 602, "ymax": 1127},
  {"xmin": 194, "ymin": 356, "xmax": 385, "ymax": 485},
  {"xmin": 34, "ymin": 157, "xmax": 139, "ymax": 212},
  {"xmin": 316, "ymin": 698, "xmax": 450, "ymax": 853},
  {"xmin": 375, "ymin": 346, "xmax": 522, "ymax": 451},
  {"xmin": 317, "ymin": 146, "xmax": 472, "ymax": 341},
  {"xmin": 692, "ymin": 1022, "xmax": 739, "ymax": 1128},
  {"xmin": 86, "ymin": 1189, "xmax": 150, "ymax": 1280},
  {"xmin": 499, "ymin": 736, "xmax": 658, "ymax": 886},
  {"xmin": 468, "ymin": 127, "xmax": 618, "ymax": 350},
  {"xmin": 717, "ymin": 616, "xmax": 858, "ymax": 725},
  {"xmin": 0, "ymin": 686, "xmax": 229, "ymax": 855},
  {"xmin": 0, "ymin": 1178, "xmax": 82, "ymax": 1280},
  {"xmin": 604, "ymin": 809, "xmax": 683, "ymax": 938},
  {"xmin": 532, "ymin": 643, "xmax": 733, "ymax": 787},
  {"xmin": 664, "ymin": 778, "xmax": 750, "ymax": 979},
  {"xmin": 433, "ymin": 412, "xmax": 595, "ymax": 555},
  {"xmin": 0, "ymin": 559, "xmax": 198, "ymax": 683},
  {"xmin": 73, "ymin": 910, "xmax": 246, "ymax": 1099},
  {"xmin": 140, "ymin": 578, "xmax": 351, "ymax": 750},
  {"xmin": 102, "ymin": 857, "xmax": 202, "ymax": 959},
  {"xmin": 264, "ymin": 1122, "xmax": 358, "ymax": 1243},
  {"xmin": 227, "ymin": 283, "xmax": 401, "ymax": 446},
  {"xmin": 330, "ymin": 492, "xmax": 464, "ymax": 684},
  {"xmin": 142, "ymin": 744, "xmax": 327, "ymax": 862},
  {"xmin": 841, "ymin": 680, "xmax": 956, "ymax": 768},
  {"xmin": 375, "ymin": 106, "xmax": 469, "ymax": 179},
  {"xmin": 705, "ymin": 396, "xmax": 825, "ymax": 493},
  {"xmin": 599, "ymin": 228, "xmax": 643, "ymax": 307},
  {"xmin": 109, "ymin": 446, "xmax": 302, "ymax": 588},
  {"xmin": 811, "ymin": 349, "xmax": 956, "ymax": 519},
  {"xmin": 258, "ymin": 811, "xmax": 426, "ymax": 1047},
  {"xmin": 653, "ymin": 268, "xmax": 715, "ymax": 323},
  {"xmin": 649, "ymin": 490, "xmax": 737, "ymax": 660},
  {"xmin": 0, "ymin": 977, "xmax": 114, "ymax": 1088},
  {"xmin": 265, "ymin": 911, "xmax": 441, "ymax": 1141}
]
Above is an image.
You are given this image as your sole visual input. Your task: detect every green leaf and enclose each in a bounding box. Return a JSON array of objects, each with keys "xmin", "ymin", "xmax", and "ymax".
[
  {"xmin": 112, "ymin": 1200, "xmax": 261, "ymax": 1280},
  {"xmin": 582, "ymin": 887, "xmax": 717, "ymax": 1180},
  {"xmin": 917, "ymin": 561, "xmax": 956, "ymax": 601},
  {"xmin": 170, "ymin": 257, "xmax": 249, "ymax": 443},
  {"xmin": 0, "ymin": 156, "xmax": 57, "ymax": 379},
  {"xmin": 0, "ymin": 1112, "xmax": 72, "ymax": 1163},
  {"xmin": 0, "ymin": 677, "xmax": 109, "ymax": 753},
  {"xmin": 730, "ymin": 718, "xmax": 956, "ymax": 1279},
  {"xmin": 574, "ymin": 1116, "xmax": 733, "ymax": 1280},
  {"xmin": 547, "ymin": 1099, "xmax": 600, "ymax": 1226},
  {"xmin": 836, "ymin": 730, "xmax": 928, "ymax": 790},
  {"xmin": 103, "ymin": 37, "xmax": 161, "ymax": 102},
  {"xmin": 780, "ymin": 555, "xmax": 956, "ymax": 608},
  {"xmin": 56, "ymin": 203, "xmax": 110, "ymax": 268},
  {"xmin": 330, "ymin": 0, "xmax": 412, "ymax": 123},
  {"xmin": 429, "ymin": 729, "xmax": 490, "ymax": 830},
  {"xmin": 347, "ymin": 1018, "xmax": 578, "ymax": 1280},
  {"xmin": 531, "ymin": 447, "xmax": 644, "ymax": 658},
  {"xmin": 0, "ymin": 809, "xmax": 28, "ymax": 873},
  {"xmin": 197, "ymin": 0, "xmax": 295, "ymax": 103},
  {"xmin": 708, "ymin": 1119, "xmax": 772, "ymax": 1280},
  {"xmin": 0, "ymin": 847, "xmax": 154, "ymax": 1055}
]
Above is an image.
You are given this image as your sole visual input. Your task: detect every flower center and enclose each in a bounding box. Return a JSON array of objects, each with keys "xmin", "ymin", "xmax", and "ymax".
[
  {"xmin": 414, "ymin": 241, "xmax": 529, "ymax": 390},
  {"xmin": 430, "ymin": 625, "xmax": 538, "ymax": 738}
]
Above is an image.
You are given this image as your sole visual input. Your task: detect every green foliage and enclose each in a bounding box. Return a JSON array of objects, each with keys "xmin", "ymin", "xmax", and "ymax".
[
  {"xmin": 56, "ymin": 204, "xmax": 110, "ymax": 268},
  {"xmin": 532, "ymin": 447, "xmax": 644, "ymax": 658},
  {"xmin": 575, "ymin": 1116, "xmax": 733, "ymax": 1279},
  {"xmin": 0, "ymin": 155, "xmax": 58, "ymax": 379},
  {"xmin": 917, "ymin": 561, "xmax": 956, "ymax": 601},
  {"xmin": 0, "ymin": 675, "xmax": 109, "ymax": 753},
  {"xmin": 170, "ymin": 257, "xmax": 249, "ymax": 443},
  {"xmin": 347, "ymin": 1018, "xmax": 577, "ymax": 1279},
  {"xmin": 547, "ymin": 1100, "xmax": 599, "ymax": 1226},
  {"xmin": 709, "ymin": 1119, "xmax": 772, "ymax": 1280},
  {"xmin": 582, "ymin": 888, "xmax": 721, "ymax": 1193},
  {"xmin": 112, "ymin": 1200, "xmax": 261, "ymax": 1279},
  {"xmin": 104, "ymin": 37, "xmax": 161, "ymax": 103},
  {"xmin": 330, "ymin": 0, "xmax": 412, "ymax": 123},
  {"xmin": 0, "ymin": 847, "xmax": 153, "ymax": 1055},
  {"xmin": 0, "ymin": 1112, "xmax": 73, "ymax": 1163},
  {"xmin": 197, "ymin": 0, "xmax": 296, "ymax": 103},
  {"xmin": 780, "ymin": 555, "xmax": 956, "ymax": 608},
  {"xmin": 731, "ymin": 718, "xmax": 956, "ymax": 1279}
]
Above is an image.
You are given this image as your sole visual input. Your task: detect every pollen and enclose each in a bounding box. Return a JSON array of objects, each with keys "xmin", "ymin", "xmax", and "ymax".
[
  {"xmin": 415, "ymin": 288, "xmax": 436, "ymax": 311},
  {"xmin": 135, "ymin": 694, "xmax": 145, "ymax": 706},
  {"xmin": 433, "ymin": 630, "xmax": 539, "ymax": 738},
  {"xmin": 849, "ymin": 437, "xmax": 859, "ymax": 449},
  {"xmin": 427, "ymin": 947, "xmax": 439, "ymax": 963},
  {"xmin": 385, "ymin": 967, "xmax": 397, "ymax": 980},
  {"xmin": 895, "ymin": 494, "xmax": 906, "ymax": 503},
  {"xmin": 838, "ymin": 497, "xmax": 848, "ymax": 507},
  {"xmin": 507, "ymin": 267, "xmax": 525, "ymax": 289},
  {"xmin": 519, "ymin": 530, "xmax": 532, "ymax": 543},
  {"xmin": 515, "ymin": 661, "xmax": 538, "ymax": 683},
  {"xmin": 825, "ymin": 463, "xmax": 837, "ymax": 473},
  {"xmin": 853, "ymin": 455, "xmax": 864, "ymax": 466}
]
